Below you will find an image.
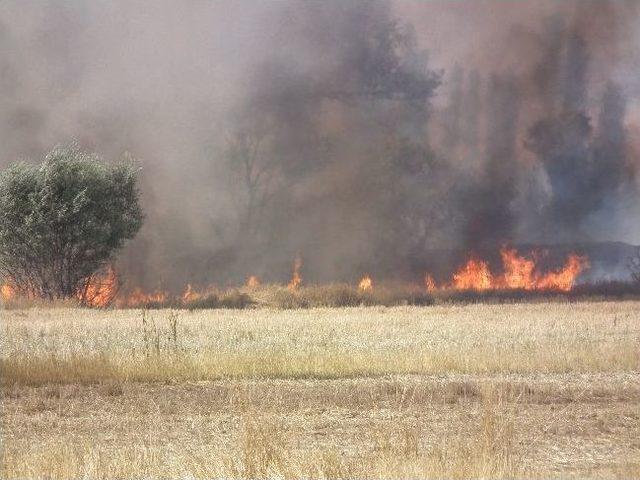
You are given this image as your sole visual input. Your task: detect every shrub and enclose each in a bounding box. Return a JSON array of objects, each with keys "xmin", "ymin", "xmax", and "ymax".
[
  {"xmin": 185, "ymin": 291, "xmax": 253, "ymax": 310},
  {"xmin": 218, "ymin": 291, "xmax": 253, "ymax": 309},
  {"xmin": 0, "ymin": 144, "xmax": 143, "ymax": 304},
  {"xmin": 361, "ymin": 285, "xmax": 434, "ymax": 307},
  {"xmin": 250, "ymin": 283, "xmax": 434, "ymax": 309}
]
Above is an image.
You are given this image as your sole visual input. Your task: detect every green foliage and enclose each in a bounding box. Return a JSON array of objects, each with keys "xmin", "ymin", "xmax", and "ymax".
[{"xmin": 0, "ymin": 144, "xmax": 143, "ymax": 300}]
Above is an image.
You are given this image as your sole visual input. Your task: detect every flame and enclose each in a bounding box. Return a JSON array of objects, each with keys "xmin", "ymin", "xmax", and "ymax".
[
  {"xmin": 120, "ymin": 287, "xmax": 168, "ymax": 308},
  {"xmin": 112, "ymin": 283, "xmax": 219, "ymax": 308},
  {"xmin": 1, "ymin": 283, "xmax": 16, "ymax": 302},
  {"xmin": 181, "ymin": 283, "xmax": 198, "ymax": 303},
  {"xmin": 3, "ymin": 246, "xmax": 589, "ymax": 308},
  {"xmin": 424, "ymin": 274, "xmax": 436, "ymax": 292},
  {"xmin": 81, "ymin": 265, "xmax": 118, "ymax": 307},
  {"xmin": 181, "ymin": 283, "xmax": 218, "ymax": 303},
  {"xmin": 452, "ymin": 258, "xmax": 493, "ymax": 290},
  {"xmin": 288, "ymin": 256, "xmax": 302, "ymax": 290},
  {"xmin": 358, "ymin": 275, "xmax": 373, "ymax": 291},
  {"xmin": 500, "ymin": 247, "xmax": 536, "ymax": 289},
  {"xmin": 426, "ymin": 247, "xmax": 589, "ymax": 292},
  {"xmin": 2, "ymin": 266, "xmax": 119, "ymax": 307},
  {"xmin": 535, "ymin": 254, "xmax": 589, "ymax": 292}
]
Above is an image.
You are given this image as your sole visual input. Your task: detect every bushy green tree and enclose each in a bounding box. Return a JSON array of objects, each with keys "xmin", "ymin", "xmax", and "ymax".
[{"xmin": 0, "ymin": 144, "xmax": 143, "ymax": 301}]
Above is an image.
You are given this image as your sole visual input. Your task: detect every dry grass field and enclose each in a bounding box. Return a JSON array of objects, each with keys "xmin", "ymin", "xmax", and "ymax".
[{"xmin": 1, "ymin": 302, "xmax": 639, "ymax": 478}]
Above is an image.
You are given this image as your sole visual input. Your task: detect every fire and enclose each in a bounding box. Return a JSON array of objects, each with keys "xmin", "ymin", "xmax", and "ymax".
[
  {"xmin": 500, "ymin": 247, "xmax": 536, "ymax": 289},
  {"xmin": 536, "ymin": 254, "xmax": 589, "ymax": 292},
  {"xmin": 358, "ymin": 275, "xmax": 373, "ymax": 291},
  {"xmin": 181, "ymin": 283, "xmax": 199, "ymax": 303},
  {"xmin": 2, "ymin": 246, "xmax": 590, "ymax": 308},
  {"xmin": 288, "ymin": 256, "xmax": 302, "ymax": 290},
  {"xmin": 424, "ymin": 274, "xmax": 436, "ymax": 292},
  {"xmin": 427, "ymin": 247, "xmax": 589, "ymax": 292},
  {"xmin": 453, "ymin": 258, "xmax": 493, "ymax": 290},
  {"xmin": 2, "ymin": 266, "xmax": 119, "ymax": 307},
  {"xmin": 81, "ymin": 265, "xmax": 118, "ymax": 307},
  {"xmin": 120, "ymin": 287, "xmax": 168, "ymax": 308},
  {"xmin": 1, "ymin": 283, "xmax": 16, "ymax": 302},
  {"xmin": 181, "ymin": 283, "xmax": 218, "ymax": 303}
]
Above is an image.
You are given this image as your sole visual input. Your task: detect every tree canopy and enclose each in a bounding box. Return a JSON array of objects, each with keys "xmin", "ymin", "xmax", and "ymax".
[{"xmin": 0, "ymin": 144, "xmax": 143, "ymax": 302}]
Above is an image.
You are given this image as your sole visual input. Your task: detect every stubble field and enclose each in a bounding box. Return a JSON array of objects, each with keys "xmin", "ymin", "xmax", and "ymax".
[{"xmin": 1, "ymin": 302, "xmax": 639, "ymax": 478}]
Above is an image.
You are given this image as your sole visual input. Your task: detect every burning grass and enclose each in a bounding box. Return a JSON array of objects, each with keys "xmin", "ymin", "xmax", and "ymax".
[
  {"xmin": 426, "ymin": 247, "xmax": 589, "ymax": 292},
  {"xmin": 4, "ymin": 280, "xmax": 640, "ymax": 310},
  {"xmin": 0, "ymin": 246, "xmax": 607, "ymax": 310}
]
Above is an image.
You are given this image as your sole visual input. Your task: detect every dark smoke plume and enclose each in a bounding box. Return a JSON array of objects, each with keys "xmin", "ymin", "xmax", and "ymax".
[{"xmin": 0, "ymin": 0, "xmax": 638, "ymax": 288}]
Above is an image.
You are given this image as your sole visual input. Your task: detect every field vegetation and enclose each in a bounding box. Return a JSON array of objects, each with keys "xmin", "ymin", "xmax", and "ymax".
[
  {"xmin": 1, "ymin": 302, "xmax": 639, "ymax": 478},
  {"xmin": 4, "ymin": 280, "xmax": 639, "ymax": 311}
]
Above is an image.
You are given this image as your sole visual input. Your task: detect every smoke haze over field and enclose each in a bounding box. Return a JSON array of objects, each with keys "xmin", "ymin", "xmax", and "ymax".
[{"xmin": 0, "ymin": 1, "xmax": 639, "ymax": 289}]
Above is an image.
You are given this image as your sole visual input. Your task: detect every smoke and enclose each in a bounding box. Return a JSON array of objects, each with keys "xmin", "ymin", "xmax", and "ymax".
[
  {"xmin": 422, "ymin": 0, "xmax": 640, "ymax": 250},
  {"xmin": 0, "ymin": 0, "xmax": 638, "ymax": 288}
]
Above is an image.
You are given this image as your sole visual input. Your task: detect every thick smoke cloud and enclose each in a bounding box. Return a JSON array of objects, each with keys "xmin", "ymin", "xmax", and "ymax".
[{"xmin": 0, "ymin": 1, "xmax": 638, "ymax": 289}]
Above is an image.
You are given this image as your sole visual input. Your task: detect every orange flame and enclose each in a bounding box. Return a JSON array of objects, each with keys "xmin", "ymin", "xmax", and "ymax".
[
  {"xmin": 358, "ymin": 275, "xmax": 373, "ymax": 291},
  {"xmin": 426, "ymin": 247, "xmax": 589, "ymax": 292},
  {"xmin": 1, "ymin": 283, "xmax": 16, "ymax": 302},
  {"xmin": 246, "ymin": 275, "xmax": 260, "ymax": 288},
  {"xmin": 452, "ymin": 258, "xmax": 493, "ymax": 290},
  {"xmin": 181, "ymin": 283, "xmax": 218, "ymax": 303},
  {"xmin": 500, "ymin": 247, "xmax": 536, "ymax": 289},
  {"xmin": 535, "ymin": 254, "xmax": 589, "ymax": 292},
  {"xmin": 288, "ymin": 256, "xmax": 302, "ymax": 290},
  {"xmin": 120, "ymin": 287, "xmax": 168, "ymax": 308},
  {"xmin": 424, "ymin": 274, "xmax": 436, "ymax": 292},
  {"xmin": 82, "ymin": 265, "xmax": 118, "ymax": 307},
  {"xmin": 181, "ymin": 283, "xmax": 198, "ymax": 303}
]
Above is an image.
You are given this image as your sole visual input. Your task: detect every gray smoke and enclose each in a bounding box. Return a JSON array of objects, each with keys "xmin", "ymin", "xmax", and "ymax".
[{"xmin": 0, "ymin": 0, "xmax": 638, "ymax": 289}]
